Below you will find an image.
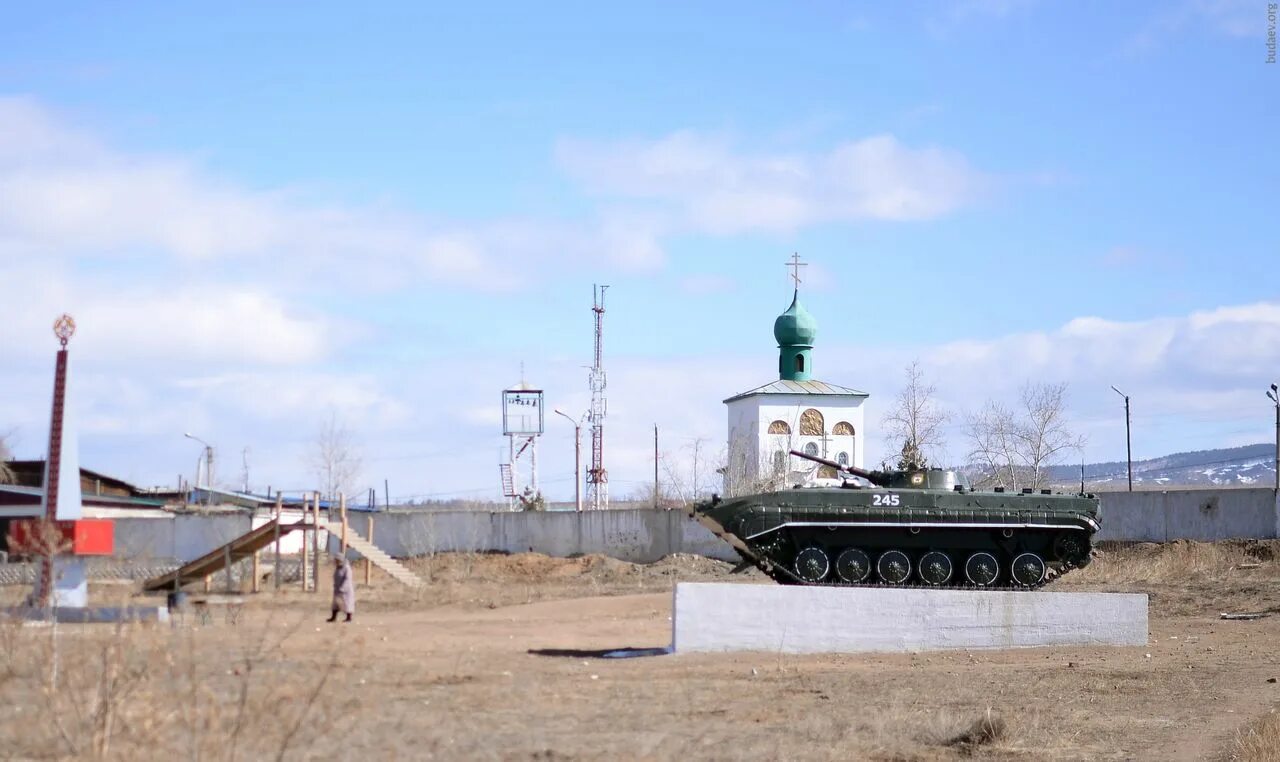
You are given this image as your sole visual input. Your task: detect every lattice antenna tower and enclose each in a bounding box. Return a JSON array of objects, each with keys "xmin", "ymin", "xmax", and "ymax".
[{"xmin": 586, "ymin": 284, "xmax": 609, "ymax": 510}]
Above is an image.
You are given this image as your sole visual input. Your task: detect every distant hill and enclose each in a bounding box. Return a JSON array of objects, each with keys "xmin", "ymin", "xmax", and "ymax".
[{"xmin": 1044, "ymin": 443, "xmax": 1277, "ymax": 489}]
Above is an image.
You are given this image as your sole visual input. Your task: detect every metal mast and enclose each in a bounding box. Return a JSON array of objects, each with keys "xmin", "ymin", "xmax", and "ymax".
[{"xmin": 586, "ymin": 285, "xmax": 609, "ymax": 510}]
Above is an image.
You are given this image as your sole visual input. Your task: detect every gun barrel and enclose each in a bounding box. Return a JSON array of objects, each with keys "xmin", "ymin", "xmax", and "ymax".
[{"xmin": 788, "ymin": 448, "xmax": 887, "ymax": 487}]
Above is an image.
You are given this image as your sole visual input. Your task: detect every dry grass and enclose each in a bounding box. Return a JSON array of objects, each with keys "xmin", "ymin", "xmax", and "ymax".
[
  {"xmin": 0, "ymin": 596, "xmax": 357, "ymax": 760},
  {"xmin": 1056, "ymin": 539, "xmax": 1280, "ymax": 618},
  {"xmin": 1230, "ymin": 709, "xmax": 1280, "ymax": 762},
  {"xmin": 1071, "ymin": 540, "xmax": 1280, "ymax": 586},
  {"xmin": 5, "ymin": 544, "xmax": 1280, "ymax": 759}
]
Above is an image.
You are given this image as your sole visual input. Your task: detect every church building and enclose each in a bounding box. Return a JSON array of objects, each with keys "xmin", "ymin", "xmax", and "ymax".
[{"xmin": 723, "ymin": 268, "xmax": 868, "ymax": 494}]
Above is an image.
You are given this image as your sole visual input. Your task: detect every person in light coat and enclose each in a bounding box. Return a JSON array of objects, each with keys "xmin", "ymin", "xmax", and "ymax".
[{"xmin": 328, "ymin": 555, "xmax": 355, "ymax": 623}]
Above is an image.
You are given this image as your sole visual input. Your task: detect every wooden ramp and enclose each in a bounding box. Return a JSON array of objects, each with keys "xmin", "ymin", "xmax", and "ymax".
[
  {"xmin": 320, "ymin": 520, "xmax": 422, "ymax": 587},
  {"xmin": 143, "ymin": 518, "xmax": 306, "ymax": 592}
]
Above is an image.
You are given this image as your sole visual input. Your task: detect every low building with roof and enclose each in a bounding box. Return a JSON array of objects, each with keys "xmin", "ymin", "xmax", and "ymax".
[
  {"xmin": 0, "ymin": 461, "xmax": 167, "ymax": 558},
  {"xmin": 723, "ymin": 284, "xmax": 868, "ymax": 494}
]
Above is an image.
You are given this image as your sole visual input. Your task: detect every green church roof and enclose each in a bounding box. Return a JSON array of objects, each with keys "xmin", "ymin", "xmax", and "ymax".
[
  {"xmin": 723, "ymin": 378, "xmax": 869, "ymax": 404},
  {"xmin": 773, "ymin": 291, "xmax": 817, "ymax": 347}
]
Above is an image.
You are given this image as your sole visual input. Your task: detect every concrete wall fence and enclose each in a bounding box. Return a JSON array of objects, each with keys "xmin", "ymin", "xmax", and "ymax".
[
  {"xmin": 109, "ymin": 489, "xmax": 1280, "ymax": 564},
  {"xmin": 1093, "ymin": 488, "xmax": 1280, "ymax": 543}
]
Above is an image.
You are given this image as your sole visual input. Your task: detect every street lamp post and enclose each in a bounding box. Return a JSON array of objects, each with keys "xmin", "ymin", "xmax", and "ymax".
[
  {"xmin": 1268, "ymin": 384, "xmax": 1279, "ymax": 493},
  {"xmin": 184, "ymin": 432, "xmax": 214, "ymax": 505},
  {"xmin": 553, "ymin": 409, "xmax": 583, "ymax": 512},
  {"xmin": 1110, "ymin": 386, "xmax": 1132, "ymax": 492}
]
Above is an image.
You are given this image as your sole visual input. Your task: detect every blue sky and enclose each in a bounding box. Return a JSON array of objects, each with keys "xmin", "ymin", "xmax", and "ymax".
[{"xmin": 1, "ymin": 1, "xmax": 1277, "ymax": 501}]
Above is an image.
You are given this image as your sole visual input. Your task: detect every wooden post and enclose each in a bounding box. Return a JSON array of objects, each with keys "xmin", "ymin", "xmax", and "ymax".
[
  {"xmin": 273, "ymin": 494, "xmax": 282, "ymax": 591},
  {"xmin": 204, "ymin": 574, "xmax": 211, "ymax": 593},
  {"xmin": 251, "ymin": 549, "xmax": 260, "ymax": 593},
  {"xmin": 340, "ymin": 494, "xmax": 348, "ymax": 554},
  {"xmin": 300, "ymin": 497, "xmax": 309, "ymax": 591},
  {"xmin": 224, "ymin": 545, "xmax": 233, "ymax": 593},
  {"xmin": 364, "ymin": 515, "xmax": 374, "ymax": 586},
  {"xmin": 311, "ymin": 492, "xmax": 321, "ymax": 593}
]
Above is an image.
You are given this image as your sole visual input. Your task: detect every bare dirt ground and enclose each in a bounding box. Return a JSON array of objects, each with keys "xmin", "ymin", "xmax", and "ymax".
[{"xmin": 3, "ymin": 542, "xmax": 1280, "ymax": 760}]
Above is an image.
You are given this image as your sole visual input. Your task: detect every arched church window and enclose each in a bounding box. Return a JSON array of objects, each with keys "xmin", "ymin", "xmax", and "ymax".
[
  {"xmin": 832, "ymin": 421, "xmax": 855, "ymax": 436},
  {"xmin": 799, "ymin": 409, "xmax": 824, "ymax": 436},
  {"xmin": 767, "ymin": 420, "xmax": 791, "ymax": 435},
  {"xmin": 837, "ymin": 452, "xmax": 849, "ymax": 466},
  {"xmin": 803, "ymin": 442, "xmax": 819, "ymax": 456},
  {"xmin": 795, "ymin": 354, "xmax": 805, "ymax": 373},
  {"xmin": 772, "ymin": 450, "xmax": 786, "ymax": 475}
]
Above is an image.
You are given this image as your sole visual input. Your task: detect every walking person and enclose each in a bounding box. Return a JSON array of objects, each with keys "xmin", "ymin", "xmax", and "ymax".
[{"xmin": 327, "ymin": 554, "xmax": 355, "ymax": 623}]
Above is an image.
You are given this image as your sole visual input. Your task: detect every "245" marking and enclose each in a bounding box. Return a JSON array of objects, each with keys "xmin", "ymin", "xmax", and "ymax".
[{"xmin": 872, "ymin": 493, "xmax": 900, "ymax": 507}]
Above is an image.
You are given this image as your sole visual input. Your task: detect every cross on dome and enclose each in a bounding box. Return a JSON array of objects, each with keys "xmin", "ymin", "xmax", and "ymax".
[{"xmin": 786, "ymin": 252, "xmax": 806, "ymax": 289}]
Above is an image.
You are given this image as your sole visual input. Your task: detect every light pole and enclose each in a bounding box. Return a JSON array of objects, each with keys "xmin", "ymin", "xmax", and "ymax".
[
  {"xmin": 1267, "ymin": 383, "xmax": 1279, "ymax": 493},
  {"xmin": 184, "ymin": 432, "xmax": 214, "ymax": 505},
  {"xmin": 1110, "ymin": 386, "xmax": 1132, "ymax": 492},
  {"xmin": 553, "ymin": 409, "xmax": 583, "ymax": 512}
]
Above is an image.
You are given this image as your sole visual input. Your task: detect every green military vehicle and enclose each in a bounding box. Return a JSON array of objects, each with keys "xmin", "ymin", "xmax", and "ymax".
[{"xmin": 692, "ymin": 449, "xmax": 1099, "ymax": 588}]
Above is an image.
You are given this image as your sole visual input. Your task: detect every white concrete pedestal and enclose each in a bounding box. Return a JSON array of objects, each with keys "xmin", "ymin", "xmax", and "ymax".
[
  {"xmin": 673, "ymin": 583, "xmax": 1148, "ymax": 654},
  {"xmin": 33, "ymin": 557, "xmax": 89, "ymax": 608}
]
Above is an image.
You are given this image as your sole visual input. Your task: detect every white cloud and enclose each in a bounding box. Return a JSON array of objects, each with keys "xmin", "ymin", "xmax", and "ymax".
[
  {"xmin": 1125, "ymin": 0, "xmax": 1256, "ymax": 53},
  {"xmin": 555, "ymin": 131, "xmax": 987, "ymax": 235},
  {"xmin": 1188, "ymin": 0, "xmax": 1256, "ymax": 37},
  {"xmin": 923, "ymin": 0, "xmax": 1039, "ymax": 38},
  {"xmin": 819, "ymin": 301, "xmax": 1280, "ymax": 465},
  {"xmin": 0, "ymin": 260, "xmax": 338, "ymax": 366},
  {"xmin": 0, "ymin": 97, "xmax": 662, "ymax": 291}
]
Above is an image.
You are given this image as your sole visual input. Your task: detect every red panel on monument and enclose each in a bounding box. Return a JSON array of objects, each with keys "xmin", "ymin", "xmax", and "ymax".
[
  {"xmin": 70, "ymin": 519, "xmax": 114, "ymax": 555},
  {"xmin": 8, "ymin": 519, "xmax": 114, "ymax": 556}
]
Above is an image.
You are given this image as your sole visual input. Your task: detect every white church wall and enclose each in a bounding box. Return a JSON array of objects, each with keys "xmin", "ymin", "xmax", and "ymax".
[
  {"xmin": 725, "ymin": 397, "xmax": 764, "ymax": 493},
  {"xmin": 758, "ymin": 396, "xmax": 865, "ymax": 468},
  {"xmin": 725, "ymin": 393, "xmax": 867, "ymax": 492}
]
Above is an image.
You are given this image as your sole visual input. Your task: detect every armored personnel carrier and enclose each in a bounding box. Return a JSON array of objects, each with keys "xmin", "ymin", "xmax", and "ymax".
[{"xmin": 692, "ymin": 450, "xmax": 1099, "ymax": 588}]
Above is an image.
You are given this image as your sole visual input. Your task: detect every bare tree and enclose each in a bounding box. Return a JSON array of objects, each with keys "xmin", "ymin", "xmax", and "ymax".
[
  {"xmin": 965, "ymin": 382, "xmax": 1085, "ymax": 490},
  {"xmin": 724, "ymin": 404, "xmax": 846, "ymax": 497},
  {"xmin": 687, "ymin": 437, "xmax": 710, "ymax": 501},
  {"xmin": 0, "ymin": 430, "xmax": 14, "ymax": 484},
  {"xmin": 656, "ymin": 437, "xmax": 718, "ymax": 507},
  {"xmin": 965, "ymin": 400, "xmax": 1022, "ymax": 489},
  {"xmin": 310, "ymin": 411, "xmax": 362, "ymax": 501},
  {"xmin": 882, "ymin": 361, "xmax": 949, "ymax": 469},
  {"xmin": 658, "ymin": 452, "xmax": 688, "ymax": 507}
]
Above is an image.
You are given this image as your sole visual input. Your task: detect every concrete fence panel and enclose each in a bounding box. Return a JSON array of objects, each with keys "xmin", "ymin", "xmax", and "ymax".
[
  {"xmin": 112, "ymin": 517, "xmax": 176, "ymax": 561},
  {"xmin": 173, "ymin": 514, "xmax": 252, "ymax": 560},
  {"xmin": 1096, "ymin": 489, "xmax": 1278, "ymax": 543},
  {"xmin": 1096, "ymin": 492, "xmax": 1168, "ymax": 542},
  {"xmin": 493, "ymin": 511, "xmax": 578, "ymax": 557},
  {"xmin": 584, "ymin": 510, "xmax": 669, "ymax": 562},
  {"xmin": 346, "ymin": 511, "xmax": 494, "ymax": 557},
  {"xmin": 1160, "ymin": 489, "xmax": 1276, "ymax": 541},
  {"xmin": 674, "ymin": 513, "xmax": 740, "ymax": 561}
]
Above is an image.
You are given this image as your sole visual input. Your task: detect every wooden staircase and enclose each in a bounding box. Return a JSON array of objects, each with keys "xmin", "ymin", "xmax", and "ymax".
[
  {"xmin": 320, "ymin": 521, "xmax": 422, "ymax": 587},
  {"xmin": 142, "ymin": 518, "xmax": 307, "ymax": 592}
]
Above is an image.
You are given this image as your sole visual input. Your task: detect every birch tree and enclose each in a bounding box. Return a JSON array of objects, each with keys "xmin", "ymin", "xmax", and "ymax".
[
  {"xmin": 965, "ymin": 382, "xmax": 1084, "ymax": 490},
  {"xmin": 882, "ymin": 361, "xmax": 949, "ymax": 469},
  {"xmin": 310, "ymin": 411, "xmax": 363, "ymax": 502}
]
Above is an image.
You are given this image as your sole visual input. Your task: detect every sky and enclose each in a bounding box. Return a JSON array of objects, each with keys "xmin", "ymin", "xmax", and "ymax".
[{"xmin": 1, "ymin": 1, "xmax": 1277, "ymax": 503}]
